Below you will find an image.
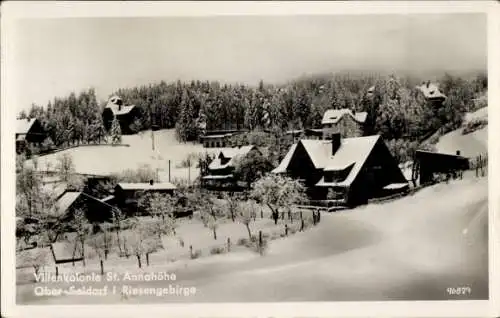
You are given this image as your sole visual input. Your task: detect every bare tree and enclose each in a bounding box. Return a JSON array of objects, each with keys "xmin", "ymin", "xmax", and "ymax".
[
  {"xmin": 221, "ymin": 192, "xmax": 240, "ymax": 222},
  {"xmin": 251, "ymin": 174, "xmax": 307, "ymax": 225},
  {"xmin": 70, "ymin": 209, "xmax": 92, "ymax": 266},
  {"xmin": 125, "ymin": 220, "xmax": 163, "ymax": 268},
  {"xmin": 238, "ymin": 200, "xmax": 258, "ymax": 240},
  {"xmin": 88, "ymin": 224, "xmax": 115, "ymax": 261}
]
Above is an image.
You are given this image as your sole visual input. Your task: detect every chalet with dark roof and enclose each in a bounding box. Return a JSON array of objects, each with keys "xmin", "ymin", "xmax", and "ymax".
[
  {"xmin": 54, "ymin": 191, "xmax": 116, "ymax": 223},
  {"xmin": 16, "ymin": 118, "xmax": 47, "ymax": 153},
  {"xmin": 272, "ymin": 133, "xmax": 408, "ymax": 206},
  {"xmin": 321, "ymin": 109, "xmax": 368, "ymax": 139},
  {"xmin": 102, "ymin": 96, "xmax": 141, "ymax": 135},
  {"xmin": 414, "ymin": 150, "xmax": 469, "ymax": 185},
  {"xmin": 201, "ymin": 145, "xmax": 261, "ymax": 190}
]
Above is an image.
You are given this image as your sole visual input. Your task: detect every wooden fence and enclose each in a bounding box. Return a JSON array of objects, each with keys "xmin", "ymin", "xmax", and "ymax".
[{"xmin": 470, "ymin": 153, "xmax": 488, "ymax": 177}]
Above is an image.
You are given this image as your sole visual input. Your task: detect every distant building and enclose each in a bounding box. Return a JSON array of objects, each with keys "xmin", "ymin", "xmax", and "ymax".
[
  {"xmin": 416, "ymin": 81, "xmax": 447, "ymax": 105},
  {"xmin": 113, "ymin": 180, "xmax": 178, "ymax": 216},
  {"xmin": 201, "ymin": 145, "xmax": 261, "ymax": 191},
  {"xmin": 16, "ymin": 118, "xmax": 47, "ymax": 153},
  {"xmin": 272, "ymin": 133, "xmax": 408, "ymax": 206},
  {"xmin": 200, "ymin": 130, "xmax": 245, "ymax": 148},
  {"xmin": 54, "ymin": 191, "xmax": 115, "ymax": 223},
  {"xmin": 101, "ymin": 96, "xmax": 141, "ymax": 135},
  {"xmin": 321, "ymin": 109, "xmax": 368, "ymax": 139}
]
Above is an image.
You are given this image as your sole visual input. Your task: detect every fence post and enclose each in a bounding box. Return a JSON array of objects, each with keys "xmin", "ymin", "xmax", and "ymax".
[
  {"xmin": 100, "ymin": 260, "xmax": 104, "ymax": 275},
  {"xmin": 285, "ymin": 224, "xmax": 288, "ymax": 236},
  {"xmin": 260, "ymin": 208, "xmax": 263, "ymax": 219},
  {"xmin": 258, "ymin": 230, "xmax": 263, "ymax": 255},
  {"xmin": 55, "ymin": 266, "xmax": 58, "ymax": 278},
  {"xmin": 301, "ymin": 219, "xmax": 305, "ymax": 232},
  {"xmin": 146, "ymin": 253, "xmax": 150, "ymax": 266},
  {"xmin": 190, "ymin": 245, "xmax": 193, "ymax": 258},
  {"xmin": 227, "ymin": 237, "xmax": 231, "ymax": 252}
]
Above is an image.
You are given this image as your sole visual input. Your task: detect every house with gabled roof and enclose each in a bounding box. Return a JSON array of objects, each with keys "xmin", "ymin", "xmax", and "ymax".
[
  {"xmin": 16, "ymin": 118, "xmax": 48, "ymax": 153},
  {"xmin": 114, "ymin": 180, "xmax": 183, "ymax": 216},
  {"xmin": 321, "ymin": 108, "xmax": 368, "ymax": 139},
  {"xmin": 201, "ymin": 145, "xmax": 261, "ymax": 191},
  {"xmin": 416, "ymin": 81, "xmax": 447, "ymax": 104},
  {"xmin": 272, "ymin": 133, "xmax": 408, "ymax": 206},
  {"xmin": 101, "ymin": 96, "xmax": 141, "ymax": 134},
  {"xmin": 54, "ymin": 191, "xmax": 116, "ymax": 223}
]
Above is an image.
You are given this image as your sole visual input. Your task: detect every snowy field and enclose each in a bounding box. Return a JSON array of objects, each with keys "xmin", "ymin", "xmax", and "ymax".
[
  {"xmin": 25, "ymin": 129, "xmax": 231, "ymax": 182},
  {"xmin": 16, "ymin": 177, "xmax": 488, "ymax": 304},
  {"xmin": 435, "ymin": 107, "xmax": 488, "ymax": 158}
]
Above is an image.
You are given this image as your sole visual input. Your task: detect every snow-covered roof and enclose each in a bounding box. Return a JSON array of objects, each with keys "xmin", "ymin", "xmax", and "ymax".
[
  {"xmin": 416, "ymin": 83, "xmax": 447, "ymax": 100},
  {"xmin": 16, "ymin": 118, "xmax": 38, "ymax": 135},
  {"xmin": 208, "ymin": 145, "xmax": 256, "ymax": 170},
  {"xmin": 16, "ymin": 247, "xmax": 54, "ymax": 268},
  {"xmin": 51, "ymin": 241, "xmax": 83, "ymax": 262},
  {"xmin": 202, "ymin": 174, "xmax": 234, "ymax": 180},
  {"xmin": 105, "ymin": 96, "xmax": 136, "ymax": 115},
  {"xmin": 272, "ymin": 135, "xmax": 381, "ymax": 187},
  {"xmin": 321, "ymin": 109, "xmax": 367, "ymax": 125},
  {"xmin": 383, "ymin": 183, "xmax": 409, "ymax": 190},
  {"xmin": 55, "ymin": 191, "xmax": 81, "ymax": 214},
  {"xmin": 117, "ymin": 182, "xmax": 177, "ymax": 191},
  {"xmin": 101, "ymin": 195, "xmax": 115, "ymax": 202}
]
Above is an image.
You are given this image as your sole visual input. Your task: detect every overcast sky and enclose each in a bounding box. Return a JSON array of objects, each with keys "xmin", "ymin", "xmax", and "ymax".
[{"xmin": 12, "ymin": 14, "xmax": 486, "ymax": 111}]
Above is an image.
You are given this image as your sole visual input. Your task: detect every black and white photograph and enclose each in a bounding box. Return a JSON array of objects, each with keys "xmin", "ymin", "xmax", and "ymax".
[{"xmin": 1, "ymin": 1, "xmax": 497, "ymax": 317}]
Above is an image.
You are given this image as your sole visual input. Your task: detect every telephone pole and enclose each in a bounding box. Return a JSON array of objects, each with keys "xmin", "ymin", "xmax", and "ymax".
[{"xmin": 149, "ymin": 101, "xmax": 155, "ymax": 152}]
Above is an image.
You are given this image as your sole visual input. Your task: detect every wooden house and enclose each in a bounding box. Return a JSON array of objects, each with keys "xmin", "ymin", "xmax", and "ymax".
[
  {"xmin": 201, "ymin": 145, "xmax": 261, "ymax": 191},
  {"xmin": 101, "ymin": 96, "xmax": 141, "ymax": 135},
  {"xmin": 200, "ymin": 130, "xmax": 246, "ymax": 148},
  {"xmin": 54, "ymin": 191, "xmax": 116, "ymax": 223},
  {"xmin": 416, "ymin": 81, "xmax": 447, "ymax": 106},
  {"xmin": 414, "ymin": 150, "xmax": 469, "ymax": 185},
  {"xmin": 321, "ymin": 109, "xmax": 368, "ymax": 139},
  {"xmin": 272, "ymin": 133, "xmax": 408, "ymax": 206},
  {"xmin": 16, "ymin": 118, "xmax": 47, "ymax": 153},
  {"xmin": 113, "ymin": 180, "xmax": 178, "ymax": 216}
]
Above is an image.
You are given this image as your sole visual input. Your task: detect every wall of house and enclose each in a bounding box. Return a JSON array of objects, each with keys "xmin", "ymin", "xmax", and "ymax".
[
  {"xmin": 322, "ymin": 115, "xmax": 363, "ymax": 139},
  {"xmin": 285, "ymin": 142, "xmax": 325, "ymax": 200},
  {"xmin": 203, "ymin": 137, "xmax": 229, "ymax": 148},
  {"xmin": 349, "ymin": 139, "xmax": 407, "ymax": 205}
]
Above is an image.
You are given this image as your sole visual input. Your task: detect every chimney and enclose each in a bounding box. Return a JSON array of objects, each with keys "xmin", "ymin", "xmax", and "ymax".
[
  {"xmin": 352, "ymin": 108, "xmax": 356, "ymax": 115},
  {"xmin": 331, "ymin": 133, "xmax": 341, "ymax": 156},
  {"xmin": 426, "ymin": 80, "xmax": 431, "ymax": 88},
  {"xmin": 456, "ymin": 150, "xmax": 461, "ymax": 156},
  {"xmin": 118, "ymin": 104, "xmax": 122, "ymax": 111},
  {"xmin": 149, "ymin": 179, "xmax": 154, "ymax": 186}
]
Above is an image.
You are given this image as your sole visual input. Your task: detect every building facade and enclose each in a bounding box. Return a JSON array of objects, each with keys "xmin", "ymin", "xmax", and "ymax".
[
  {"xmin": 321, "ymin": 109, "xmax": 368, "ymax": 139},
  {"xmin": 102, "ymin": 96, "xmax": 142, "ymax": 135},
  {"xmin": 16, "ymin": 118, "xmax": 48, "ymax": 153},
  {"xmin": 272, "ymin": 133, "xmax": 408, "ymax": 206},
  {"xmin": 201, "ymin": 145, "xmax": 261, "ymax": 191},
  {"xmin": 113, "ymin": 181, "xmax": 177, "ymax": 216}
]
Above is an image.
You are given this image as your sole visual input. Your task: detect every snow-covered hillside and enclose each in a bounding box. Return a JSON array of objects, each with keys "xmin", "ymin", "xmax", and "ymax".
[{"xmin": 25, "ymin": 129, "xmax": 230, "ymax": 182}]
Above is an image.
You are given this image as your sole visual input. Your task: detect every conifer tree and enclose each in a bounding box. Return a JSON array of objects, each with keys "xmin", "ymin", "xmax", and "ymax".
[{"xmin": 110, "ymin": 116, "xmax": 122, "ymax": 145}]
